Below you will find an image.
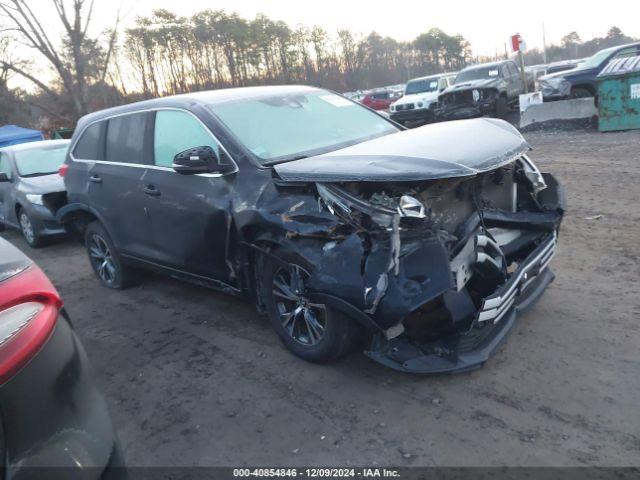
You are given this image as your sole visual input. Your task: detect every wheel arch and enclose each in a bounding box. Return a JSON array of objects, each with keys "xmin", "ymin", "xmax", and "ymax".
[
  {"xmin": 56, "ymin": 203, "xmax": 110, "ymax": 242},
  {"xmin": 238, "ymin": 233, "xmax": 299, "ymax": 311},
  {"xmin": 242, "ymin": 236, "xmax": 382, "ymax": 334}
]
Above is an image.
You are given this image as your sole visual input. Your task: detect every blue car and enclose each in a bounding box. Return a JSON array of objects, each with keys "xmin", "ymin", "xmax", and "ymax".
[{"xmin": 538, "ymin": 42, "xmax": 640, "ymax": 100}]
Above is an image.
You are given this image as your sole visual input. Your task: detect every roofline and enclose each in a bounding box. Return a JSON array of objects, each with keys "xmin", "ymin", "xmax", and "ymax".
[
  {"xmin": 407, "ymin": 72, "xmax": 457, "ymax": 82},
  {"xmin": 75, "ymin": 85, "xmax": 324, "ymax": 127},
  {"xmin": 460, "ymin": 60, "xmax": 513, "ymax": 71}
]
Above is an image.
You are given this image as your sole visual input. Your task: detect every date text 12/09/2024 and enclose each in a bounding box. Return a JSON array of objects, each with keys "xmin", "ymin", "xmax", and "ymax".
[{"xmin": 233, "ymin": 468, "xmax": 401, "ymax": 478}]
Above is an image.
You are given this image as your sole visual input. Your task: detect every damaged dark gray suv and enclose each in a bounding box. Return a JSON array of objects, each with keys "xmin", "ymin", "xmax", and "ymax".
[{"xmin": 57, "ymin": 86, "xmax": 564, "ymax": 374}]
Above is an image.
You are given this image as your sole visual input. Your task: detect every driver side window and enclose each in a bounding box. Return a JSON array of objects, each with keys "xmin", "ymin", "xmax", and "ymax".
[{"xmin": 153, "ymin": 110, "xmax": 221, "ymax": 168}]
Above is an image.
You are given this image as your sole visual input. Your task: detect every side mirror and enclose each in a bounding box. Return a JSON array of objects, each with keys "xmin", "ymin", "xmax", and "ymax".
[
  {"xmin": 172, "ymin": 146, "xmax": 233, "ymax": 175},
  {"xmin": 0, "ymin": 172, "xmax": 9, "ymax": 182}
]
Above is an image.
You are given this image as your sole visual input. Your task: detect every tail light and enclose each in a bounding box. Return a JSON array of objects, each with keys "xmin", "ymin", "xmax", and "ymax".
[
  {"xmin": 0, "ymin": 264, "xmax": 62, "ymax": 385},
  {"xmin": 58, "ymin": 164, "xmax": 69, "ymax": 177}
]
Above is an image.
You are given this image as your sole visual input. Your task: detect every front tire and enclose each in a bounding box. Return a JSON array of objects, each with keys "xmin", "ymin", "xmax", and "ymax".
[
  {"xmin": 262, "ymin": 250, "xmax": 359, "ymax": 363},
  {"xmin": 85, "ymin": 222, "xmax": 136, "ymax": 289},
  {"xmin": 18, "ymin": 209, "xmax": 43, "ymax": 248},
  {"xmin": 494, "ymin": 96, "xmax": 508, "ymax": 119}
]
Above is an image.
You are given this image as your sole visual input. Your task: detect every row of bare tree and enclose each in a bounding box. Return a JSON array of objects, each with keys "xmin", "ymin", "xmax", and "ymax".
[
  {"xmin": 123, "ymin": 10, "xmax": 471, "ymax": 98},
  {"xmin": 0, "ymin": 0, "xmax": 636, "ymax": 130},
  {"xmin": 0, "ymin": 1, "xmax": 471, "ymax": 126}
]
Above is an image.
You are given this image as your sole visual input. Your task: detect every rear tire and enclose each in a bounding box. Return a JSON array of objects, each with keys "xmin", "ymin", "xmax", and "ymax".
[
  {"xmin": 262, "ymin": 249, "xmax": 360, "ymax": 363},
  {"xmin": 18, "ymin": 209, "xmax": 43, "ymax": 248},
  {"xmin": 85, "ymin": 221, "xmax": 136, "ymax": 289}
]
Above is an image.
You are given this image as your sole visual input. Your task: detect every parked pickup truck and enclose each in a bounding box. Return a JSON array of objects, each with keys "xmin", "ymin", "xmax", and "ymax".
[{"xmin": 436, "ymin": 60, "xmax": 525, "ymax": 120}]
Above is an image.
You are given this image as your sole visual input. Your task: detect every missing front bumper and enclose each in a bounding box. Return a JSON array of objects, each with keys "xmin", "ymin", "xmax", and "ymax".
[
  {"xmin": 436, "ymin": 102, "xmax": 495, "ymax": 120},
  {"xmin": 365, "ymin": 233, "xmax": 558, "ymax": 374}
]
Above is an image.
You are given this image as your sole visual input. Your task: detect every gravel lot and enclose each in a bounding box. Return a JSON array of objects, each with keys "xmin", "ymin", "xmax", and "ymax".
[{"xmin": 2, "ymin": 127, "xmax": 639, "ymax": 467}]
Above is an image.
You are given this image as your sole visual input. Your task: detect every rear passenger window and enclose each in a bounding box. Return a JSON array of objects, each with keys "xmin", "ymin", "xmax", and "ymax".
[
  {"xmin": 105, "ymin": 112, "xmax": 149, "ymax": 164},
  {"xmin": 0, "ymin": 154, "xmax": 12, "ymax": 179},
  {"xmin": 72, "ymin": 122, "xmax": 105, "ymax": 160},
  {"xmin": 153, "ymin": 110, "xmax": 220, "ymax": 168},
  {"xmin": 613, "ymin": 48, "xmax": 639, "ymax": 60}
]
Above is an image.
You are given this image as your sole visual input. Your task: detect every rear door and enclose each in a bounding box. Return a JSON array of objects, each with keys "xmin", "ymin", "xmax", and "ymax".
[
  {"xmin": 504, "ymin": 62, "xmax": 521, "ymax": 98},
  {"xmin": 73, "ymin": 113, "xmax": 152, "ymax": 257},
  {"xmin": 140, "ymin": 109, "xmax": 236, "ymax": 283}
]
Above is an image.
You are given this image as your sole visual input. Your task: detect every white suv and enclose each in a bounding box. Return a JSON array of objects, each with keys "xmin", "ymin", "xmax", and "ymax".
[{"xmin": 390, "ymin": 73, "xmax": 456, "ymax": 125}]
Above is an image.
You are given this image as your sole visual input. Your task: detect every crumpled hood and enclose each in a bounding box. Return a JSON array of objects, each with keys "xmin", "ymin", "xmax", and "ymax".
[
  {"xmin": 18, "ymin": 174, "xmax": 65, "ymax": 194},
  {"xmin": 274, "ymin": 118, "xmax": 530, "ymax": 182},
  {"xmin": 442, "ymin": 78, "xmax": 502, "ymax": 94},
  {"xmin": 392, "ymin": 91, "xmax": 439, "ymax": 107}
]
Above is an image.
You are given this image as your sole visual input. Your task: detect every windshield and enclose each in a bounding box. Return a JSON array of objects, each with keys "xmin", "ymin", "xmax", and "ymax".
[
  {"xmin": 15, "ymin": 145, "xmax": 68, "ymax": 177},
  {"xmin": 210, "ymin": 91, "xmax": 398, "ymax": 164},
  {"xmin": 456, "ymin": 66, "xmax": 500, "ymax": 83},
  {"xmin": 579, "ymin": 48, "xmax": 615, "ymax": 69},
  {"xmin": 405, "ymin": 79, "xmax": 439, "ymax": 95}
]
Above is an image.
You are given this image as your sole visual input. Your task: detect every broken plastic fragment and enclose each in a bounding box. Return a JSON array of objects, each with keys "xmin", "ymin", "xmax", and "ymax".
[{"xmin": 518, "ymin": 155, "xmax": 547, "ymax": 194}]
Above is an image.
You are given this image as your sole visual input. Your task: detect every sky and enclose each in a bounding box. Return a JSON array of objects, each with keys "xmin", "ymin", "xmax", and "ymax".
[{"xmin": 6, "ymin": 0, "xmax": 640, "ymax": 89}]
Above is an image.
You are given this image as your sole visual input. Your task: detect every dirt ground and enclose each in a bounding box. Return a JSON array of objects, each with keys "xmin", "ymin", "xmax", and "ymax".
[{"xmin": 2, "ymin": 127, "xmax": 639, "ymax": 467}]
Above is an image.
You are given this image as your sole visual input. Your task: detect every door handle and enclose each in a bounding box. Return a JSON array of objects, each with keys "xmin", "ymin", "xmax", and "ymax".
[
  {"xmin": 143, "ymin": 185, "xmax": 161, "ymax": 197},
  {"xmin": 89, "ymin": 175, "xmax": 102, "ymax": 184}
]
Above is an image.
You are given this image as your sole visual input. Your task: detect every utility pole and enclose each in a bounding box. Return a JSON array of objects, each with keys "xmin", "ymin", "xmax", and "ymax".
[
  {"xmin": 512, "ymin": 34, "xmax": 528, "ymax": 93},
  {"xmin": 518, "ymin": 49, "xmax": 528, "ymax": 93},
  {"xmin": 542, "ymin": 22, "xmax": 547, "ymax": 64}
]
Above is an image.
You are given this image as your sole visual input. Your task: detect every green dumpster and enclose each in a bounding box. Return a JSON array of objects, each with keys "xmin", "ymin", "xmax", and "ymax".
[
  {"xmin": 52, "ymin": 127, "xmax": 74, "ymax": 139},
  {"xmin": 597, "ymin": 56, "xmax": 640, "ymax": 132}
]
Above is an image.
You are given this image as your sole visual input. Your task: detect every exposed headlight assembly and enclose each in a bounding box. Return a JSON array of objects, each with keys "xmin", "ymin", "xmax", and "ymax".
[{"xmin": 25, "ymin": 194, "xmax": 44, "ymax": 206}]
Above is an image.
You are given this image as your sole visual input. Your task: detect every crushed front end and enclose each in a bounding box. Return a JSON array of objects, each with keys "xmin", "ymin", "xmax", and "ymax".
[
  {"xmin": 436, "ymin": 88, "xmax": 501, "ymax": 120},
  {"xmin": 307, "ymin": 155, "xmax": 564, "ymax": 374}
]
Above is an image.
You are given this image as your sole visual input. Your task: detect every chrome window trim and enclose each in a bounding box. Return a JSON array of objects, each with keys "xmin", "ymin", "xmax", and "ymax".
[{"xmin": 68, "ymin": 106, "xmax": 239, "ymax": 178}]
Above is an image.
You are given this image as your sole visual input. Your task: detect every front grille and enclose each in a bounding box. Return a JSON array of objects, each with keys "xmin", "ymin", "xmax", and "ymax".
[{"xmin": 396, "ymin": 103, "xmax": 415, "ymax": 111}]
